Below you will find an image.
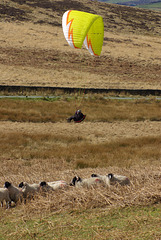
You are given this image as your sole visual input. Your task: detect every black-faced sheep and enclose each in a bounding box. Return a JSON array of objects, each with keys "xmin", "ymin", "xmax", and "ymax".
[
  {"xmin": 70, "ymin": 176, "xmax": 103, "ymax": 188},
  {"xmin": 0, "ymin": 188, "xmax": 11, "ymax": 208},
  {"xmin": 91, "ymin": 173, "xmax": 130, "ymax": 186},
  {"xmin": 91, "ymin": 174, "xmax": 110, "ymax": 187},
  {"xmin": 18, "ymin": 182, "xmax": 40, "ymax": 203},
  {"xmin": 108, "ymin": 173, "xmax": 130, "ymax": 186},
  {"xmin": 40, "ymin": 180, "xmax": 68, "ymax": 191},
  {"xmin": 4, "ymin": 181, "xmax": 22, "ymax": 205}
]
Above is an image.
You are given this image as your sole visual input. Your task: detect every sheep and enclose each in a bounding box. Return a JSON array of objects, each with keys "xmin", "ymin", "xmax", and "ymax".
[
  {"xmin": 70, "ymin": 175, "xmax": 103, "ymax": 188},
  {"xmin": 107, "ymin": 173, "xmax": 130, "ymax": 186},
  {"xmin": 91, "ymin": 174, "xmax": 110, "ymax": 187},
  {"xmin": 40, "ymin": 180, "xmax": 68, "ymax": 191},
  {"xmin": 18, "ymin": 182, "xmax": 40, "ymax": 203},
  {"xmin": 0, "ymin": 188, "xmax": 11, "ymax": 208},
  {"xmin": 39, "ymin": 181, "xmax": 53, "ymax": 191},
  {"xmin": 4, "ymin": 181, "xmax": 22, "ymax": 205},
  {"xmin": 91, "ymin": 173, "xmax": 130, "ymax": 186}
]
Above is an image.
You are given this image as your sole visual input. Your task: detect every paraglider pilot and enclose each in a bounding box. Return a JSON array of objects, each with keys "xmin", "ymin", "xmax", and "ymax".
[{"xmin": 67, "ymin": 110, "xmax": 86, "ymax": 123}]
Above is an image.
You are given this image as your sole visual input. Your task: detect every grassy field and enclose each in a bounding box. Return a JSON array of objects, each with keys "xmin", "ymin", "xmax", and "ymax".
[
  {"xmin": 138, "ymin": 2, "xmax": 161, "ymax": 10},
  {"xmin": 0, "ymin": 205, "xmax": 161, "ymax": 239},
  {"xmin": 0, "ymin": 0, "xmax": 161, "ymax": 239},
  {"xmin": 0, "ymin": 97, "xmax": 161, "ymax": 239}
]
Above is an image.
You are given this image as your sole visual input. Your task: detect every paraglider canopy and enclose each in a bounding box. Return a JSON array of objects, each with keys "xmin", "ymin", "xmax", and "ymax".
[{"xmin": 62, "ymin": 10, "xmax": 104, "ymax": 56}]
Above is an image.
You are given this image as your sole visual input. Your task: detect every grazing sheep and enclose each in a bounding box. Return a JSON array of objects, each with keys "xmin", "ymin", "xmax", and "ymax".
[
  {"xmin": 0, "ymin": 188, "xmax": 11, "ymax": 208},
  {"xmin": 91, "ymin": 174, "xmax": 110, "ymax": 187},
  {"xmin": 4, "ymin": 182, "xmax": 22, "ymax": 205},
  {"xmin": 107, "ymin": 173, "xmax": 130, "ymax": 186},
  {"xmin": 70, "ymin": 176, "xmax": 103, "ymax": 188},
  {"xmin": 40, "ymin": 181, "xmax": 53, "ymax": 191},
  {"xmin": 91, "ymin": 173, "xmax": 130, "ymax": 186},
  {"xmin": 18, "ymin": 182, "xmax": 40, "ymax": 203},
  {"xmin": 40, "ymin": 180, "xmax": 68, "ymax": 191}
]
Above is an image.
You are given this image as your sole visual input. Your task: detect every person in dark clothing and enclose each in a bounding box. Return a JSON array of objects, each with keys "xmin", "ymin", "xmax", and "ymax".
[{"xmin": 67, "ymin": 109, "xmax": 86, "ymax": 123}]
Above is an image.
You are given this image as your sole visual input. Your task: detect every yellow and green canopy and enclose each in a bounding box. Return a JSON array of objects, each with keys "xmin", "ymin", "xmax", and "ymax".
[{"xmin": 62, "ymin": 10, "xmax": 104, "ymax": 56}]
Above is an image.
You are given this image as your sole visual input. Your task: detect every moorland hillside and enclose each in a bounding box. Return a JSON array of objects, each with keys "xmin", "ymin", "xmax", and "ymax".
[
  {"xmin": 100, "ymin": 0, "xmax": 161, "ymax": 10},
  {"xmin": 0, "ymin": 0, "xmax": 161, "ymax": 90}
]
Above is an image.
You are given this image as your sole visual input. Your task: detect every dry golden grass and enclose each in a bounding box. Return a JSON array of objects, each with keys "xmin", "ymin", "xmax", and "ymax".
[
  {"xmin": 0, "ymin": 97, "xmax": 161, "ymax": 122},
  {"xmin": 24, "ymin": 166, "xmax": 161, "ymax": 215},
  {"xmin": 0, "ymin": 131, "xmax": 161, "ymax": 169},
  {"xmin": 0, "ymin": 98, "xmax": 160, "ymax": 214},
  {"xmin": 0, "ymin": 164, "xmax": 160, "ymax": 214}
]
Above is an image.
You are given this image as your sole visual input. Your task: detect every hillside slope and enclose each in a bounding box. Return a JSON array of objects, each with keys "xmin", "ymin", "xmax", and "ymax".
[
  {"xmin": 1, "ymin": 0, "xmax": 161, "ymax": 34},
  {"xmin": 99, "ymin": 0, "xmax": 161, "ymax": 10},
  {"xmin": 0, "ymin": 0, "xmax": 161, "ymax": 90}
]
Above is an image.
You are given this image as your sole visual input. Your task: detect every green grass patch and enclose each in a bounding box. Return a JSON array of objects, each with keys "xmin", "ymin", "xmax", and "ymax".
[
  {"xmin": 137, "ymin": 2, "xmax": 161, "ymax": 10},
  {"xmin": 0, "ymin": 205, "xmax": 160, "ymax": 239}
]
